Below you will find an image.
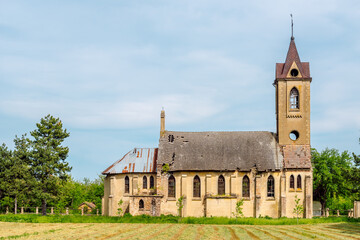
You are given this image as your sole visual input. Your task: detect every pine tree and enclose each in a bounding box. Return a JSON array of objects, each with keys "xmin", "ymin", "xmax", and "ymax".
[{"xmin": 29, "ymin": 115, "xmax": 71, "ymax": 215}]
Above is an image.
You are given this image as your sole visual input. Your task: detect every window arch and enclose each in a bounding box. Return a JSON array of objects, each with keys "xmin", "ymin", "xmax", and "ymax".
[
  {"xmin": 290, "ymin": 175, "xmax": 295, "ymax": 189},
  {"xmin": 297, "ymin": 175, "xmax": 302, "ymax": 190},
  {"xmin": 150, "ymin": 176, "xmax": 154, "ymax": 189},
  {"xmin": 139, "ymin": 199, "xmax": 144, "ymax": 209},
  {"xmin": 267, "ymin": 175, "xmax": 275, "ymax": 197},
  {"xmin": 143, "ymin": 176, "xmax": 147, "ymax": 189},
  {"xmin": 168, "ymin": 175, "xmax": 175, "ymax": 198},
  {"xmin": 193, "ymin": 175, "xmax": 201, "ymax": 198},
  {"xmin": 125, "ymin": 176, "xmax": 129, "ymax": 193},
  {"xmin": 218, "ymin": 175, "xmax": 225, "ymax": 195},
  {"xmin": 290, "ymin": 87, "xmax": 299, "ymax": 109},
  {"xmin": 242, "ymin": 175, "xmax": 250, "ymax": 198}
]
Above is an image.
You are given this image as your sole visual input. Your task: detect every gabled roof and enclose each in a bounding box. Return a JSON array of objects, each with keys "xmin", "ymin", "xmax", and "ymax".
[
  {"xmin": 158, "ymin": 131, "xmax": 283, "ymax": 172},
  {"xmin": 276, "ymin": 37, "xmax": 311, "ymax": 79},
  {"xmin": 102, "ymin": 148, "xmax": 158, "ymax": 174}
]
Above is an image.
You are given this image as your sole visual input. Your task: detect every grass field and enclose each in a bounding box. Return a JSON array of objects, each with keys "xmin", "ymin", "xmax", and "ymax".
[{"xmin": 0, "ymin": 222, "xmax": 359, "ymax": 240}]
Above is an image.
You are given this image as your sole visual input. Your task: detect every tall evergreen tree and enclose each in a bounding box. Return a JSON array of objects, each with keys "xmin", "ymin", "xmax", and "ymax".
[{"xmin": 29, "ymin": 114, "xmax": 71, "ymax": 215}]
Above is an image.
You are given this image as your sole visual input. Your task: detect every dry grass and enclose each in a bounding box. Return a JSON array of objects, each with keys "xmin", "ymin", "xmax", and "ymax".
[{"xmin": 0, "ymin": 222, "xmax": 359, "ymax": 240}]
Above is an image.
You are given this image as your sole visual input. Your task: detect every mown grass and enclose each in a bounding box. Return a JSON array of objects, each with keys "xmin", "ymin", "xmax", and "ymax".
[{"xmin": 0, "ymin": 214, "xmax": 359, "ymax": 225}]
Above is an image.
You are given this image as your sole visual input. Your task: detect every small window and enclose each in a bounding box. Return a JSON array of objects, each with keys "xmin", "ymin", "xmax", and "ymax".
[
  {"xmin": 168, "ymin": 175, "xmax": 175, "ymax": 198},
  {"xmin": 290, "ymin": 175, "xmax": 295, "ymax": 189},
  {"xmin": 139, "ymin": 199, "xmax": 144, "ymax": 209},
  {"xmin": 290, "ymin": 87, "xmax": 299, "ymax": 109},
  {"xmin": 290, "ymin": 68, "xmax": 299, "ymax": 77},
  {"xmin": 150, "ymin": 176, "xmax": 154, "ymax": 189},
  {"xmin": 168, "ymin": 135, "xmax": 174, "ymax": 142},
  {"xmin": 267, "ymin": 175, "xmax": 275, "ymax": 197},
  {"xmin": 193, "ymin": 175, "xmax": 201, "ymax": 198},
  {"xmin": 143, "ymin": 176, "xmax": 147, "ymax": 189},
  {"xmin": 297, "ymin": 175, "xmax": 302, "ymax": 190},
  {"xmin": 218, "ymin": 175, "xmax": 225, "ymax": 195},
  {"xmin": 242, "ymin": 175, "xmax": 250, "ymax": 198},
  {"xmin": 125, "ymin": 176, "xmax": 129, "ymax": 193}
]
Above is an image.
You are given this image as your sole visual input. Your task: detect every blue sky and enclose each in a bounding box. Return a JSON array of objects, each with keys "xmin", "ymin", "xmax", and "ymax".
[{"xmin": 0, "ymin": 0, "xmax": 359, "ymax": 180}]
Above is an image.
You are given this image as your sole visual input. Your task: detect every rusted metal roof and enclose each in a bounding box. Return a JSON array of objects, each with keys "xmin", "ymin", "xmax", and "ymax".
[{"xmin": 102, "ymin": 148, "xmax": 158, "ymax": 174}]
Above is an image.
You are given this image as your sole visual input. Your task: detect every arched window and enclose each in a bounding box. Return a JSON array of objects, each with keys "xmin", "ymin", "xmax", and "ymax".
[
  {"xmin": 139, "ymin": 199, "xmax": 144, "ymax": 209},
  {"xmin": 290, "ymin": 175, "xmax": 295, "ymax": 189},
  {"xmin": 290, "ymin": 87, "xmax": 299, "ymax": 109},
  {"xmin": 125, "ymin": 176, "xmax": 129, "ymax": 193},
  {"xmin": 193, "ymin": 175, "xmax": 201, "ymax": 198},
  {"xmin": 143, "ymin": 176, "xmax": 147, "ymax": 189},
  {"xmin": 168, "ymin": 175, "xmax": 175, "ymax": 198},
  {"xmin": 150, "ymin": 176, "xmax": 154, "ymax": 189},
  {"xmin": 267, "ymin": 175, "xmax": 275, "ymax": 197},
  {"xmin": 242, "ymin": 175, "xmax": 250, "ymax": 198},
  {"xmin": 297, "ymin": 175, "xmax": 302, "ymax": 190},
  {"xmin": 218, "ymin": 175, "xmax": 225, "ymax": 195}
]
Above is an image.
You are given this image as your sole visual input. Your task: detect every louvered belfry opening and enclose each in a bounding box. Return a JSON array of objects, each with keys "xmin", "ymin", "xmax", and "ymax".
[{"xmin": 290, "ymin": 87, "xmax": 299, "ymax": 109}]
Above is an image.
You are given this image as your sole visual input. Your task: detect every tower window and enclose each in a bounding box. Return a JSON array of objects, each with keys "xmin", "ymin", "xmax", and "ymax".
[
  {"xmin": 218, "ymin": 175, "xmax": 225, "ymax": 195},
  {"xmin": 290, "ymin": 68, "xmax": 299, "ymax": 77},
  {"xmin": 168, "ymin": 175, "xmax": 175, "ymax": 198},
  {"xmin": 290, "ymin": 87, "xmax": 299, "ymax": 109},
  {"xmin": 242, "ymin": 175, "xmax": 250, "ymax": 198},
  {"xmin": 267, "ymin": 175, "xmax": 275, "ymax": 197},
  {"xmin": 289, "ymin": 130, "xmax": 299, "ymax": 141},
  {"xmin": 193, "ymin": 175, "xmax": 201, "ymax": 198}
]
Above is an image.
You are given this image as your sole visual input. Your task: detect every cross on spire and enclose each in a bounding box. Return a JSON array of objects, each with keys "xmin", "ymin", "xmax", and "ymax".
[{"xmin": 290, "ymin": 14, "xmax": 294, "ymax": 40}]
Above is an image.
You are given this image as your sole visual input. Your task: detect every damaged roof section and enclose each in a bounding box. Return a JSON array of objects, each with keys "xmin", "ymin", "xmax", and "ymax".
[
  {"xmin": 158, "ymin": 131, "xmax": 283, "ymax": 172},
  {"xmin": 102, "ymin": 148, "xmax": 158, "ymax": 174}
]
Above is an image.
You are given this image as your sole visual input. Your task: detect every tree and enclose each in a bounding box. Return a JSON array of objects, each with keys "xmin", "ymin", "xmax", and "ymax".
[
  {"xmin": 293, "ymin": 195, "xmax": 304, "ymax": 224},
  {"xmin": 29, "ymin": 115, "xmax": 71, "ymax": 215},
  {"xmin": 312, "ymin": 148, "xmax": 353, "ymax": 214}
]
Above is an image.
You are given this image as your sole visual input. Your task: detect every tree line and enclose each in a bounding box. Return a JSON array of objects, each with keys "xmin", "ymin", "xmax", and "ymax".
[
  {"xmin": 0, "ymin": 114, "xmax": 359, "ymax": 216},
  {"xmin": 0, "ymin": 115, "xmax": 103, "ymax": 215}
]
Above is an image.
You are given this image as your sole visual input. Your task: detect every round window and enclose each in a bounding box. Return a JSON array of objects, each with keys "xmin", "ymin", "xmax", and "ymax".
[
  {"xmin": 290, "ymin": 69, "xmax": 299, "ymax": 77},
  {"xmin": 289, "ymin": 130, "xmax": 299, "ymax": 141}
]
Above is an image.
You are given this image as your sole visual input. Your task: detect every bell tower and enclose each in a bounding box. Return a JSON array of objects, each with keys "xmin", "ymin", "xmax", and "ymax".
[{"xmin": 274, "ymin": 36, "xmax": 311, "ymax": 147}]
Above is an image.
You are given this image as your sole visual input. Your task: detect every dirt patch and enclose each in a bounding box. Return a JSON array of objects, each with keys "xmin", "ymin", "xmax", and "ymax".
[{"xmin": 226, "ymin": 227, "xmax": 239, "ymax": 240}]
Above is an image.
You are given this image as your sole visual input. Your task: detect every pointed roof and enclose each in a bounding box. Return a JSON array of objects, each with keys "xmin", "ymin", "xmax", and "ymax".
[{"xmin": 276, "ymin": 37, "xmax": 311, "ymax": 79}]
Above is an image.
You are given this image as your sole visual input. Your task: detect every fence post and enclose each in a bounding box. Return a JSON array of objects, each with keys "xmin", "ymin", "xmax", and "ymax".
[
  {"xmin": 6, "ymin": 207, "xmax": 9, "ymax": 214},
  {"xmin": 97, "ymin": 209, "xmax": 99, "ymax": 216},
  {"xmin": 350, "ymin": 209, "xmax": 354, "ymax": 218},
  {"xmin": 35, "ymin": 207, "xmax": 39, "ymax": 214},
  {"xmin": 51, "ymin": 207, "xmax": 54, "ymax": 215},
  {"xmin": 21, "ymin": 207, "xmax": 24, "ymax": 214},
  {"xmin": 81, "ymin": 207, "xmax": 84, "ymax": 216},
  {"xmin": 66, "ymin": 207, "xmax": 69, "ymax": 215},
  {"xmin": 325, "ymin": 208, "xmax": 329, "ymax": 217},
  {"xmin": 337, "ymin": 210, "xmax": 339, "ymax": 217}
]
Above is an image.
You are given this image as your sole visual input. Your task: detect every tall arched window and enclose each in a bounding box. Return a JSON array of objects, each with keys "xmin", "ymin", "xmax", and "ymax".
[
  {"xmin": 290, "ymin": 87, "xmax": 299, "ymax": 109},
  {"xmin": 125, "ymin": 176, "xmax": 129, "ymax": 193},
  {"xmin": 150, "ymin": 176, "xmax": 154, "ymax": 189},
  {"xmin": 297, "ymin": 175, "xmax": 302, "ymax": 190},
  {"xmin": 139, "ymin": 199, "xmax": 144, "ymax": 209},
  {"xmin": 267, "ymin": 175, "xmax": 275, "ymax": 197},
  {"xmin": 290, "ymin": 175, "xmax": 295, "ymax": 189},
  {"xmin": 143, "ymin": 176, "xmax": 147, "ymax": 189},
  {"xmin": 218, "ymin": 175, "xmax": 225, "ymax": 195},
  {"xmin": 168, "ymin": 175, "xmax": 175, "ymax": 198},
  {"xmin": 193, "ymin": 175, "xmax": 201, "ymax": 198},
  {"xmin": 242, "ymin": 175, "xmax": 250, "ymax": 198}
]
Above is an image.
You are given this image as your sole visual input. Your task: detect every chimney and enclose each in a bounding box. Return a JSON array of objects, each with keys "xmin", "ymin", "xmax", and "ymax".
[{"xmin": 160, "ymin": 109, "xmax": 165, "ymax": 138}]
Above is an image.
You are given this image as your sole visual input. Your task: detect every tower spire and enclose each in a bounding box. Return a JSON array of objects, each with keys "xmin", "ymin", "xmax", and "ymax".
[{"xmin": 290, "ymin": 14, "xmax": 294, "ymax": 40}]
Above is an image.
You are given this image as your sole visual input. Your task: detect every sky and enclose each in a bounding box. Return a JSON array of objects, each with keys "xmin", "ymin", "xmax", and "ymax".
[{"xmin": 0, "ymin": 0, "xmax": 359, "ymax": 181}]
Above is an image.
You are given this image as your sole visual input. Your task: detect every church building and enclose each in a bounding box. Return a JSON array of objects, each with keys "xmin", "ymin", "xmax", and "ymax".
[{"xmin": 102, "ymin": 35, "xmax": 313, "ymax": 218}]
